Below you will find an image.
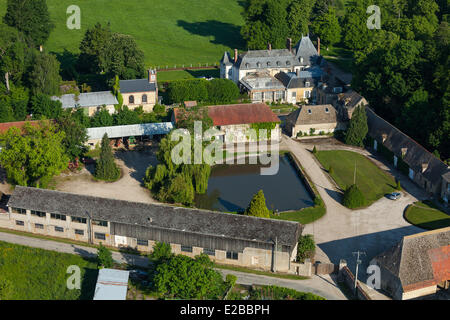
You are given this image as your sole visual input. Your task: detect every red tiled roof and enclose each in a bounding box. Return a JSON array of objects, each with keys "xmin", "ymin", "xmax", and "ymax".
[
  {"xmin": 174, "ymin": 103, "xmax": 280, "ymax": 126},
  {"xmin": 0, "ymin": 120, "xmax": 49, "ymax": 134}
]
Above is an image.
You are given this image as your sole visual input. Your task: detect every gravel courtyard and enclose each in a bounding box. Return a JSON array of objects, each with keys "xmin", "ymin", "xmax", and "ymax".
[{"xmin": 54, "ymin": 148, "xmax": 158, "ymax": 204}]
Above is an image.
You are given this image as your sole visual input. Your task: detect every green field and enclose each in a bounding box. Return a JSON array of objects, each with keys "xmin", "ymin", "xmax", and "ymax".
[
  {"xmin": 315, "ymin": 150, "xmax": 396, "ymax": 207},
  {"xmin": 0, "ymin": 0, "xmax": 245, "ymax": 67},
  {"xmin": 0, "ymin": 241, "xmax": 98, "ymax": 300},
  {"xmin": 404, "ymin": 201, "xmax": 450, "ymax": 230},
  {"xmin": 157, "ymin": 68, "xmax": 220, "ymax": 82}
]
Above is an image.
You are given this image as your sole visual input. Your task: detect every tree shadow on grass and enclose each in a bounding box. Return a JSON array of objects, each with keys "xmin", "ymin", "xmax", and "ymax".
[{"xmin": 177, "ymin": 20, "xmax": 245, "ymax": 50}]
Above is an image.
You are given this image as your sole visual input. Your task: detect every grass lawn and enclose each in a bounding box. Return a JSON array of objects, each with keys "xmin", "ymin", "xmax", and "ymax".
[
  {"xmin": 157, "ymin": 68, "xmax": 220, "ymax": 82},
  {"xmin": 0, "ymin": 241, "xmax": 98, "ymax": 300},
  {"xmin": 404, "ymin": 201, "xmax": 450, "ymax": 230},
  {"xmin": 0, "ymin": 0, "xmax": 245, "ymax": 67},
  {"xmin": 270, "ymin": 205, "xmax": 326, "ymax": 224},
  {"xmin": 315, "ymin": 150, "xmax": 396, "ymax": 207},
  {"xmin": 215, "ymin": 264, "xmax": 308, "ymax": 281}
]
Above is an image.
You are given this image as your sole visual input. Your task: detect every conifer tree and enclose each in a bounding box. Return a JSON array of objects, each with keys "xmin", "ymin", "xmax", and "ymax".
[
  {"xmin": 95, "ymin": 133, "xmax": 120, "ymax": 181},
  {"xmin": 245, "ymin": 190, "xmax": 270, "ymax": 218},
  {"xmin": 345, "ymin": 104, "xmax": 368, "ymax": 147}
]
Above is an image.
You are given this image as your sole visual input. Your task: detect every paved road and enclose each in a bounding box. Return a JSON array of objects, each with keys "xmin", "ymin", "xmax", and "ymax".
[
  {"xmin": 218, "ymin": 269, "xmax": 346, "ymax": 300},
  {"xmin": 281, "ymin": 135, "xmax": 425, "ymax": 282},
  {"xmin": 0, "ymin": 231, "xmax": 347, "ymax": 300}
]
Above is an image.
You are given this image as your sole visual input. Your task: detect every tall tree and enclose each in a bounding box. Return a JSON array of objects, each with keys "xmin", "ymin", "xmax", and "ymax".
[
  {"xmin": 0, "ymin": 23, "xmax": 27, "ymax": 91},
  {"xmin": 0, "ymin": 123, "xmax": 69, "ymax": 187},
  {"xmin": 245, "ymin": 190, "xmax": 270, "ymax": 218},
  {"xmin": 78, "ymin": 23, "xmax": 112, "ymax": 73},
  {"xmin": 30, "ymin": 93, "xmax": 63, "ymax": 119},
  {"xmin": 287, "ymin": 0, "xmax": 316, "ymax": 42},
  {"xmin": 345, "ymin": 104, "xmax": 368, "ymax": 147},
  {"xmin": 3, "ymin": 0, "xmax": 54, "ymax": 47},
  {"xmin": 310, "ymin": 7, "xmax": 341, "ymax": 47},
  {"xmin": 94, "ymin": 133, "xmax": 120, "ymax": 181},
  {"xmin": 29, "ymin": 52, "xmax": 62, "ymax": 96},
  {"xmin": 341, "ymin": 0, "xmax": 372, "ymax": 51},
  {"xmin": 56, "ymin": 113, "xmax": 88, "ymax": 160}
]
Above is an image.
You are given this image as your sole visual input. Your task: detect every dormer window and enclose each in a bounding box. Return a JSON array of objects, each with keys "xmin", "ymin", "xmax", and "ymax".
[
  {"xmin": 276, "ymin": 61, "xmax": 281, "ymax": 66},
  {"xmin": 257, "ymin": 62, "xmax": 261, "ymax": 68},
  {"xmin": 307, "ymin": 109, "xmax": 312, "ymax": 114},
  {"xmin": 325, "ymin": 107, "xmax": 329, "ymax": 113},
  {"xmin": 305, "ymin": 81, "xmax": 310, "ymax": 87},
  {"xmin": 267, "ymin": 62, "xmax": 271, "ymax": 66},
  {"xmin": 286, "ymin": 61, "xmax": 291, "ymax": 66},
  {"xmin": 245, "ymin": 63, "xmax": 250, "ymax": 68}
]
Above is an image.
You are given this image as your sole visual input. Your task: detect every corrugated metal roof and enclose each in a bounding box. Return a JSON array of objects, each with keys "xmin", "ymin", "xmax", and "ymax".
[
  {"xmin": 87, "ymin": 122, "xmax": 174, "ymax": 140},
  {"xmin": 93, "ymin": 268, "xmax": 129, "ymax": 300},
  {"xmin": 51, "ymin": 91, "xmax": 118, "ymax": 109}
]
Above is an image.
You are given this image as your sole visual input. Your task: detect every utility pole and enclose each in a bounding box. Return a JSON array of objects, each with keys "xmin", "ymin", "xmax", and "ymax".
[
  {"xmin": 352, "ymin": 251, "xmax": 366, "ymax": 294},
  {"xmin": 86, "ymin": 211, "xmax": 93, "ymax": 245}
]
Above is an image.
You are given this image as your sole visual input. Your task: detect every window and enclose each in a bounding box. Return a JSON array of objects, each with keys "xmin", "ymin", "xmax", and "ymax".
[
  {"xmin": 35, "ymin": 223, "xmax": 44, "ymax": 229},
  {"xmin": 74, "ymin": 229, "xmax": 84, "ymax": 235},
  {"xmin": 137, "ymin": 239, "xmax": 148, "ymax": 246},
  {"xmin": 94, "ymin": 232, "xmax": 106, "ymax": 240},
  {"xmin": 50, "ymin": 213, "xmax": 66, "ymax": 221},
  {"xmin": 16, "ymin": 220, "xmax": 24, "ymax": 226},
  {"xmin": 305, "ymin": 81, "xmax": 310, "ymax": 87},
  {"xmin": 142, "ymin": 94, "xmax": 147, "ymax": 103},
  {"xmin": 12, "ymin": 207, "xmax": 26, "ymax": 215},
  {"xmin": 31, "ymin": 210, "xmax": 46, "ymax": 218},
  {"xmin": 292, "ymin": 92, "xmax": 296, "ymax": 98},
  {"xmin": 203, "ymin": 248, "xmax": 215, "ymax": 256},
  {"xmin": 275, "ymin": 91, "xmax": 284, "ymax": 101},
  {"xmin": 304, "ymin": 91, "xmax": 311, "ymax": 98},
  {"xmin": 71, "ymin": 216, "xmax": 87, "ymax": 224},
  {"xmin": 256, "ymin": 62, "xmax": 261, "ymax": 68},
  {"xmin": 307, "ymin": 109, "xmax": 312, "ymax": 114},
  {"xmin": 286, "ymin": 61, "xmax": 291, "ymax": 66},
  {"xmin": 226, "ymin": 251, "xmax": 238, "ymax": 260},
  {"xmin": 92, "ymin": 220, "xmax": 107, "ymax": 227},
  {"xmin": 325, "ymin": 107, "xmax": 329, "ymax": 113},
  {"xmin": 181, "ymin": 245, "xmax": 193, "ymax": 253},
  {"xmin": 55, "ymin": 226, "xmax": 64, "ymax": 233},
  {"xmin": 129, "ymin": 95, "xmax": 134, "ymax": 104}
]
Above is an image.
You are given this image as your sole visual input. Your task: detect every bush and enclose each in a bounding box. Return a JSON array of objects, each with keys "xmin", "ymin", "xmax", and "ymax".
[
  {"xmin": 296, "ymin": 234, "xmax": 315, "ymax": 263},
  {"xmin": 153, "ymin": 104, "xmax": 165, "ymax": 113},
  {"xmin": 206, "ymin": 78, "xmax": 239, "ymax": 104},
  {"xmin": 225, "ymin": 274, "xmax": 237, "ymax": 287},
  {"xmin": 342, "ymin": 184, "xmax": 366, "ymax": 209},
  {"xmin": 97, "ymin": 243, "xmax": 113, "ymax": 268},
  {"xmin": 245, "ymin": 190, "xmax": 270, "ymax": 218},
  {"xmin": 309, "ymin": 128, "xmax": 316, "ymax": 136},
  {"xmin": 312, "ymin": 146, "xmax": 317, "ymax": 154},
  {"xmin": 296, "ymin": 131, "xmax": 303, "ymax": 137}
]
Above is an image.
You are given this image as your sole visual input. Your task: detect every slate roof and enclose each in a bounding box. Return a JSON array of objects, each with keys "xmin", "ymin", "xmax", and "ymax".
[
  {"xmin": 337, "ymin": 90, "xmax": 367, "ymax": 110},
  {"xmin": 275, "ymin": 68, "xmax": 322, "ymax": 89},
  {"xmin": 7, "ymin": 186, "xmax": 301, "ymax": 248},
  {"xmin": 235, "ymin": 49, "xmax": 299, "ymax": 70},
  {"xmin": 372, "ymin": 227, "xmax": 450, "ymax": 292},
  {"xmin": 51, "ymin": 91, "xmax": 118, "ymax": 109},
  {"xmin": 366, "ymin": 107, "xmax": 449, "ymax": 183},
  {"xmin": 240, "ymin": 72, "xmax": 285, "ymax": 91},
  {"xmin": 220, "ymin": 52, "xmax": 232, "ymax": 66},
  {"xmin": 286, "ymin": 104, "xmax": 337, "ymax": 126},
  {"xmin": 293, "ymin": 36, "xmax": 320, "ymax": 66},
  {"xmin": 119, "ymin": 79, "xmax": 157, "ymax": 94}
]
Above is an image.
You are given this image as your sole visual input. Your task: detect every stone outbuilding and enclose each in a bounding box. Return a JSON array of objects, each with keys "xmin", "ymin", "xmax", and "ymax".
[
  {"xmin": 51, "ymin": 91, "xmax": 118, "ymax": 116},
  {"xmin": 370, "ymin": 227, "xmax": 450, "ymax": 300},
  {"xmin": 119, "ymin": 69, "xmax": 158, "ymax": 112},
  {"xmin": 285, "ymin": 104, "xmax": 345, "ymax": 138}
]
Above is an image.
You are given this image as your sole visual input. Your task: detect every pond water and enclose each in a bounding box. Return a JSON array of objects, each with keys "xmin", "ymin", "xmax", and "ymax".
[{"xmin": 194, "ymin": 154, "xmax": 314, "ymax": 213}]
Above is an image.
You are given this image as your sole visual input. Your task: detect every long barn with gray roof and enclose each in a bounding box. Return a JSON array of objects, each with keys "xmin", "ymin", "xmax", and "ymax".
[{"xmin": 2, "ymin": 186, "xmax": 303, "ymax": 272}]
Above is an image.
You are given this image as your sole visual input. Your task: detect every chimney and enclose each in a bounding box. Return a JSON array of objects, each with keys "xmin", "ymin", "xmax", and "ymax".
[
  {"xmin": 234, "ymin": 49, "xmax": 238, "ymax": 63},
  {"xmin": 287, "ymin": 38, "xmax": 292, "ymax": 52},
  {"xmin": 267, "ymin": 42, "xmax": 272, "ymax": 51},
  {"xmin": 317, "ymin": 37, "xmax": 321, "ymax": 56},
  {"xmin": 148, "ymin": 69, "xmax": 156, "ymax": 83}
]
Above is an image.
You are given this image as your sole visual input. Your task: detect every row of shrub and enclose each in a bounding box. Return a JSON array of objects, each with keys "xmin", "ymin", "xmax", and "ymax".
[{"xmin": 167, "ymin": 78, "xmax": 239, "ymax": 104}]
